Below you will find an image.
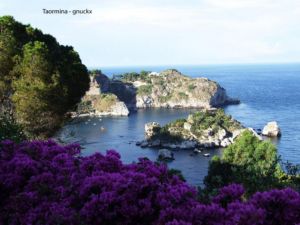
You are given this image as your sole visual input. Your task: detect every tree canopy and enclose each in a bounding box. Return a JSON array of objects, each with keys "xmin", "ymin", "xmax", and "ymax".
[
  {"xmin": 0, "ymin": 16, "xmax": 90, "ymax": 137},
  {"xmin": 204, "ymin": 130, "xmax": 282, "ymax": 195}
]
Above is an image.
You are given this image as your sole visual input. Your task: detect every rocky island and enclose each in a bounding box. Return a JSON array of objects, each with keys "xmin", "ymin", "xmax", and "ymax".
[
  {"xmin": 125, "ymin": 69, "xmax": 239, "ymax": 109},
  {"xmin": 138, "ymin": 109, "xmax": 262, "ymax": 149},
  {"xmin": 75, "ymin": 69, "xmax": 239, "ymax": 116}
]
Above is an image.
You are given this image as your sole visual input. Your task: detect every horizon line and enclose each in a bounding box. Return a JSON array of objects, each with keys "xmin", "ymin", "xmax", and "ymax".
[{"xmin": 88, "ymin": 61, "xmax": 300, "ymax": 69}]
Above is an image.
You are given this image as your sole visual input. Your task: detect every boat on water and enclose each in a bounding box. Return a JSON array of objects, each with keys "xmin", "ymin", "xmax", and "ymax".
[
  {"xmin": 203, "ymin": 153, "xmax": 210, "ymax": 157},
  {"xmin": 193, "ymin": 148, "xmax": 202, "ymax": 153}
]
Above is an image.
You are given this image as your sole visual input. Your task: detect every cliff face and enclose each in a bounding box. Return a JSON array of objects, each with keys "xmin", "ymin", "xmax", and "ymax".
[
  {"xmin": 78, "ymin": 69, "xmax": 239, "ymax": 116},
  {"xmin": 125, "ymin": 69, "xmax": 239, "ymax": 109},
  {"xmin": 80, "ymin": 94, "xmax": 129, "ymax": 116},
  {"xmin": 77, "ymin": 75, "xmax": 129, "ymax": 116}
]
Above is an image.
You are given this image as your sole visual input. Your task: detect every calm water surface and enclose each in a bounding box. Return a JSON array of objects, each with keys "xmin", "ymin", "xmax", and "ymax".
[{"xmin": 56, "ymin": 64, "xmax": 300, "ymax": 187}]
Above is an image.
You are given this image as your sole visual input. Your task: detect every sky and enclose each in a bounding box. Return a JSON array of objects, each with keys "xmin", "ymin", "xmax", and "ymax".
[{"xmin": 0, "ymin": 0, "xmax": 300, "ymax": 67}]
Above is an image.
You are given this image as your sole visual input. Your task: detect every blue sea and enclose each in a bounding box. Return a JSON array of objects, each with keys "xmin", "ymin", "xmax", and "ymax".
[{"xmin": 57, "ymin": 64, "xmax": 300, "ymax": 187}]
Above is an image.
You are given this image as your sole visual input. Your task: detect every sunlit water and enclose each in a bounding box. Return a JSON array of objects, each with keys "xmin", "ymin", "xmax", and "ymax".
[{"xmin": 56, "ymin": 64, "xmax": 300, "ymax": 187}]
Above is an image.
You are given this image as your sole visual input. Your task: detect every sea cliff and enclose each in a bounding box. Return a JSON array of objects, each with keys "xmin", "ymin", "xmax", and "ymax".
[{"xmin": 76, "ymin": 69, "xmax": 239, "ymax": 116}]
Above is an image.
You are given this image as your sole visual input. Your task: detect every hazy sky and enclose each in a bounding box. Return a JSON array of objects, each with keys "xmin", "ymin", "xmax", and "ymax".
[{"xmin": 1, "ymin": 0, "xmax": 299, "ymax": 67}]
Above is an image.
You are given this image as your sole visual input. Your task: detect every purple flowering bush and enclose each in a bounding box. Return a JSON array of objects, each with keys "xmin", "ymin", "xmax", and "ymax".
[{"xmin": 1, "ymin": 140, "xmax": 300, "ymax": 225}]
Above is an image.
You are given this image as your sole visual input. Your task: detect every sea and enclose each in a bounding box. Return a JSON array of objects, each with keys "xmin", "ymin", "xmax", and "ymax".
[{"xmin": 56, "ymin": 63, "xmax": 300, "ymax": 187}]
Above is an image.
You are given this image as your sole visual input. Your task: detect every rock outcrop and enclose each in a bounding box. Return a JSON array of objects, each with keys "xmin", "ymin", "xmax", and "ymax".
[
  {"xmin": 97, "ymin": 101, "xmax": 129, "ymax": 116},
  {"xmin": 77, "ymin": 69, "xmax": 239, "ymax": 117},
  {"xmin": 232, "ymin": 128, "xmax": 262, "ymax": 141},
  {"xmin": 145, "ymin": 122, "xmax": 161, "ymax": 139},
  {"xmin": 139, "ymin": 109, "xmax": 244, "ymax": 149},
  {"xmin": 94, "ymin": 73, "xmax": 110, "ymax": 93},
  {"xmin": 130, "ymin": 69, "xmax": 239, "ymax": 109},
  {"xmin": 85, "ymin": 77, "xmax": 100, "ymax": 96},
  {"xmin": 262, "ymin": 121, "xmax": 281, "ymax": 137},
  {"xmin": 77, "ymin": 94, "xmax": 129, "ymax": 117},
  {"xmin": 158, "ymin": 149, "xmax": 174, "ymax": 161}
]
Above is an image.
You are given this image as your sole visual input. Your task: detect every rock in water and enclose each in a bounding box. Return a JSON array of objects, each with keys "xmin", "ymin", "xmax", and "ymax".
[
  {"xmin": 158, "ymin": 149, "xmax": 174, "ymax": 161},
  {"xmin": 145, "ymin": 122, "xmax": 161, "ymax": 139},
  {"xmin": 142, "ymin": 109, "xmax": 243, "ymax": 149},
  {"xmin": 108, "ymin": 101, "xmax": 129, "ymax": 116},
  {"xmin": 262, "ymin": 121, "xmax": 281, "ymax": 137}
]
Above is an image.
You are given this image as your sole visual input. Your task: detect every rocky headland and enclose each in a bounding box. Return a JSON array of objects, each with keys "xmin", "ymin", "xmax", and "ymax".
[
  {"xmin": 120, "ymin": 69, "xmax": 239, "ymax": 109},
  {"xmin": 137, "ymin": 109, "xmax": 263, "ymax": 150},
  {"xmin": 75, "ymin": 69, "xmax": 239, "ymax": 117},
  {"xmin": 75, "ymin": 75, "xmax": 129, "ymax": 117}
]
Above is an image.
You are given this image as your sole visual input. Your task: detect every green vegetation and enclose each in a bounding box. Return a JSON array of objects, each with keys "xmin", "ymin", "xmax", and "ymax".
[
  {"xmin": 157, "ymin": 78, "xmax": 165, "ymax": 86},
  {"xmin": 0, "ymin": 16, "xmax": 89, "ymax": 138},
  {"xmin": 204, "ymin": 130, "xmax": 300, "ymax": 196},
  {"xmin": 169, "ymin": 118, "xmax": 187, "ymax": 128},
  {"xmin": 149, "ymin": 119, "xmax": 188, "ymax": 142},
  {"xmin": 137, "ymin": 84, "xmax": 153, "ymax": 96},
  {"xmin": 77, "ymin": 100, "xmax": 93, "ymax": 114},
  {"xmin": 178, "ymin": 92, "xmax": 188, "ymax": 99},
  {"xmin": 0, "ymin": 113, "xmax": 25, "ymax": 142},
  {"xmin": 150, "ymin": 109, "xmax": 242, "ymax": 144},
  {"xmin": 158, "ymin": 94, "xmax": 173, "ymax": 103},
  {"xmin": 90, "ymin": 69, "xmax": 102, "ymax": 78},
  {"xmin": 188, "ymin": 84, "xmax": 196, "ymax": 91},
  {"xmin": 190, "ymin": 109, "xmax": 241, "ymax": 136},
  {"xmin": 153, "ymin": 125, "xmax": 183, "ymax": 142},
  {"xmin": 118, "ymin": 70, "xmax": 151, "ymax": 83},
  {"xmin": 79, "ymin": 94, "xmax": 118, "ymax": 113},
  {"xmin": 94, "ymin": 94, "xmax": 118, "ymax": 112},
  {"xmin": 120, "ymin": 72, "xmax": 139, "ymax": 81}
]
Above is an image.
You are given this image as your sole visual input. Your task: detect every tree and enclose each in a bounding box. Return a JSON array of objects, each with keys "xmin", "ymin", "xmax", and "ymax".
[
  {"xmin": 204, "ymin": 130, "xmax": 282, "ymax": 195},
  {"xmin": 0, "ymin": 16, "xmax": 90, "ymax": 137},
  {"xmin": 12, "ymin": 42, "xmax": 59, "ymax": 137}
]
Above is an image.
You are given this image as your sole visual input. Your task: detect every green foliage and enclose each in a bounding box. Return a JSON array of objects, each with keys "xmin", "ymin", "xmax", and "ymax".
[
  {"xmin": 140, "ymin": 70, "xmax": 150, "ymax": 80},
  {"xmin": 120, "ymin": 72, "xmax": 140, "ymax": 82},
  {"xmin": 204, "ymin": 130, "xmax": 283, "ymax": 196},
  {"xmin": 0, "ymin": 16, "xmax": 90, "ymax": 138},
  {"xmin": 77, "ymin": 100, "xmax": 93, "ymax": 114},
  {"xmin": 0, "ymin": 113, "xmax": 25, "ymax": 142},
  {"xmin": 137, "ymin": 84, "xmax": 153, "ymax": 96},
  {"xmin": 158, "ymin": 94, "xmax": 172, "ymax": 103},
  {"xmin": 152, "ymin": 124, "xmax": 183, "ymax": 142},
  {"xmin": 190, "ymin": 109, "xmax": 241, "ymax": 136},
  {"xmin": 94, "ymin": 94, "xmax": 118, "ymax": 112},
  {"xmin": 155, "ymin": 78, "xmax": 165, "ymax": 86},
  {"xmin": 118, "ymin": 70, "xmax": 151, "ymax": 82},
  {"xmin": 116, "ymin": 70, "xmax": 152, "ymax": 85},
  {"xmin": 169, "ymin": 118, "xmax": 187, "ymax": 128},
  {"xmin": 89, "ymin": 69, "xmax": 102, "ymax": 78},
  {"xmin": 188, "ymin": 84, "xmax": 196, "ymax": 91},
  {"xmin": 178, "ymin": 92, "xmax": 188, "ymax": 99}
]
